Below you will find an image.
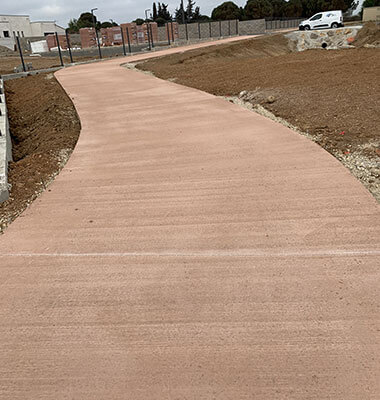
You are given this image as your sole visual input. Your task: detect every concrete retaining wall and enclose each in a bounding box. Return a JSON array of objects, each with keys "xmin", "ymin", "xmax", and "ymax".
[
  {"xmin": 286, "ymin": 26, "xmax": 363, "ymax": 51},
  {"xmin": 0, "ymin": 78, "xmax": 12, "ymax": 203},
  {"xmin": 363, "ymin": 6, "xmax": 380, "ymax": 22},
  {"xmin": 163, "ymin": 19, "xmax": 265, "ymax": 42},
  {"xmin": 238, "ymin": 19, "xmax": 266, "ymax": 35}
]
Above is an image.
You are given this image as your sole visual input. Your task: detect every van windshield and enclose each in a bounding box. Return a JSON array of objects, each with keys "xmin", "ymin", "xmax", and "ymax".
[{"xmin": 310, "ymin": 14, "xmax": 322, "ymax": 21}]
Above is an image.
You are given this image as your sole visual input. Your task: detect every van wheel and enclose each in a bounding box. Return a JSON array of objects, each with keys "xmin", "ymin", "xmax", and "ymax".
[
  {"xmin": 331, "ymin": 22, "xmax": 338, "ymax": 28},
  {"xmin": 304, "ymin": 25, "xmax": 310, "ymax": 30}
]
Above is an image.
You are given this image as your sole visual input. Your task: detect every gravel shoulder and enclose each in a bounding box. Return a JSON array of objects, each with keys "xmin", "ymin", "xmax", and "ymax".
[{"xmin": 137, "ymin": 33, "xmax": 380, "ymax": 202}]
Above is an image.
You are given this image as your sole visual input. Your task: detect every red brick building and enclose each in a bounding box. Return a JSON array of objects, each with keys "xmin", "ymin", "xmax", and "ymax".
[
  {"xmin": 79, "ymin": 27, "xmax": 97, "ymax": 48},
  {"xmin": 46, "ymin": 34, "xmax": 68, "ymax": 50},
  {"xmin": 100, "ymin": 26, "xmax": 123, "ymax": 46},
  {"xmin": 165, "ymin": 22, "xmax": 179, "ymax": 41},
  {"xmin": 120, "ymin": 22, "xmax": 158, "ymax": 45}
]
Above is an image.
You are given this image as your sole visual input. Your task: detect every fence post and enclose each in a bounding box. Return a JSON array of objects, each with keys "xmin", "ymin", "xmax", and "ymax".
[
  {"xmin": 16, "ymin": 36, "xmax": 26, "ymax": 72},
  {"xmin": 55, "ymin": 32, "xmax": 64, "ymax": 66},
  {"xmin": 185, "ymin": 21, "xmax": 189, "ymax": 40},
  {"xmin": 149, "ymin": 24, "xmax": 155, "ymax": 48},
  {"xmin": 209, "ymin": 22, "xmax": 212, "ymax": 38},
  {"xmin": 120, "ymin": 27, "xmax": 127, "ymax": 56},
  {"xmin": 150, "ymin": 24, "xmax": 155, "ymax": 48},
  {"xmin": 219, "ymin": 20, "xmax": 222, "ymax": 37},
  {"xmin": 228, "ymin": 20, "xmax": 231, "ymax": 36},
  {"xmin": 171, "ymin": 22, "xmax": 175, "ymax": 43},
  {"xmin": 126, "ymin": 27, "xmax": 132, "ymax": 53},
  {"xmin": 167, "ymin": 23, "xmax": 171, "ymax": 45},
  {"xmin": 146, "ymin": 23, "xmax": 151, "ymax": 50},
  {"xmin": 65, "ymin": 30, "xmax": 73, "ymax": 63},
  {"xmin": 198, "ymin": 22, "xmax": 201, "ymax": 39},
  {"xmin": 236, "ymin": 19, "xmax": 239, "ymax": 35},
  {"xmin": 94, "ymin": 28, "xmax": 102, "ymax": 59}
]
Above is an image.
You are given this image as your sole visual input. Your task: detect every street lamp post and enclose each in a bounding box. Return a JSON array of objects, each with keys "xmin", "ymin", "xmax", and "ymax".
[
  {"xmin": 145, "ymin": 9, "xmax": 151, "ymax": 51},
  {"xmin": 91, "ymin": 7, "xmax": 102, "ymax": 59}
]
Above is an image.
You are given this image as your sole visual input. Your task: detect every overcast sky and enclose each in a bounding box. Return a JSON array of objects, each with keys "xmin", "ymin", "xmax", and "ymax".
[{"xmin": 2, "ymin": 0, "xmax": 247, "ymax": 27}]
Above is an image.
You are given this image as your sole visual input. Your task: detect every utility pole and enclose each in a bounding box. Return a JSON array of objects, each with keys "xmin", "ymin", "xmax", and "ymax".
[
  {"xmin": 145, "ymin": 9, "xmax": 152, "ymax": 51},
  {"xmin": 181, "ymin": 0, "xmax": 185, "ymax": 25},
  {"xmin": 91, "ymin": 7, "xmax": 102, "ymax": 59}
]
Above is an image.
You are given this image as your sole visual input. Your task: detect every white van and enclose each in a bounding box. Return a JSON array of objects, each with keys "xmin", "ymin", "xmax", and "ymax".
[{"xmin": 299, "ymin": 10, "xmax": 344, "ymax": 30}]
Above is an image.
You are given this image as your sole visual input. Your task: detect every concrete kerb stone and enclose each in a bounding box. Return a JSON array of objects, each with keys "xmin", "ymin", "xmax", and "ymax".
[{"xmin": 0, "ymin": 78, "xmax": 12, "ymax": 203}]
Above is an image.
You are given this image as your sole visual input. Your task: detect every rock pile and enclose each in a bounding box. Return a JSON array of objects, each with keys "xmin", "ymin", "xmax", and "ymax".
[{"xmin": 286, "ymin": 26, "xmax": 363, "ymax": 51}]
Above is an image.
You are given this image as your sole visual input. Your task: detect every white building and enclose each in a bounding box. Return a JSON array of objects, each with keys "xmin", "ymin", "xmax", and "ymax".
[
  {"xmin": 349, "ymin": 0, "xmax": 365, "ymax": 16},
  {"xmin": 0, "ymin": 14, "xmax": 65, "ymax": 50}
]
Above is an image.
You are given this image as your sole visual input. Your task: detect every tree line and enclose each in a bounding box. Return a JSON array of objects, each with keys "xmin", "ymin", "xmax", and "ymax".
[
  {"xmin": 67, "ymin": 0, "xmax": 364, "ymax": 33},
  {"xmin": 212, "ymin": 0, "xmax": 355, "ymax": 21},
  {"xmin": 146, "ymin": 0, "xmax": 356, "ymax": 24}
]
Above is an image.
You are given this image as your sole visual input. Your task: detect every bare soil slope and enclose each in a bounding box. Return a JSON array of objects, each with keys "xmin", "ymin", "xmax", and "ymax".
[
  {"xmin": 353, "ymin": 22, "xmax": 380, "ymax": 47},
  {"xmin": 0, "ymin": 74, "xmax": 80, "ymax": 233},
  {"xmin": 138, "ymin": 34, "xmax": 380, "ymax": 200}
]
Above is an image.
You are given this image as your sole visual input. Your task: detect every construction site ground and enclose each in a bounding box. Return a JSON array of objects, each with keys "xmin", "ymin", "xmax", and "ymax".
[
  {"xmin": 0, "ymin": 73, "xmax": 80, "ymax": 233},
  {"xmin": 0, "ymin": 35, "xmax": 379, "ymax": 399},
  {"xmin": 138, "ymin": 29, "xmax": 380, "ymax": 201}
]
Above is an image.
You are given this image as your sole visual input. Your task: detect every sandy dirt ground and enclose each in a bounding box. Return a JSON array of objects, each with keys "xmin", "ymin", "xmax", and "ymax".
[
  {"xmin": 0, "ymin": 38, "xmax": 379, "ymax": 399},
  {"xmin": 0, "ymin": 73, "xmax": 80, "ymax": 233},
  {"xmin": 0, "ymin": 54, "xmax": 97, "ymax": 75},
  {"xmin": 138, "ymin": 32, "xmax": 380, "ymax": 201}
]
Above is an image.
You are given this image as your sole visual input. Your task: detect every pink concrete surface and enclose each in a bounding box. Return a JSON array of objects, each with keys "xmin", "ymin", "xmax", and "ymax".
[{"xmin": 0, "ymin": 38, "xmax": 379, "ymax": 399}]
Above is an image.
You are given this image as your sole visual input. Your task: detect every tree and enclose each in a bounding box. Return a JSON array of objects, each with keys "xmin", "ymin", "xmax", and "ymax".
[
  {"xmin": 192, "ymin": 6, "xmax": 201, "ymax": 20},
  {"xmin": 284, "ymin": 0, "xmax": 303, "ymax": 17},
  {"xmin": 66, "ymin": 12, "xmax": 99, "ymax": 33},
  {"xmin": 153, "ymin": 2, "xmax": 158, "ymax": 20},
  {"xmin": 155, "ymin": 17, "xmax": 167, "ymax": 25},
  {"xmin": 175, "ymin": 0, "xmax": 203, "ymax": 22},
  {"xmin": 362, "ymin": 0, "xmax": 380, "ymax": 6},
  {"xmin": 175, "ymin": 0, "xmax": 186, "ymax": 22},
  {"xmin": 270, "ymin": 0, "xmax": 287, "ymax": 17},
  {"xmin": 133, "ymin": 18, "xmax": 145, "ymax": 25},
  {"xmin": 211, "ymin": 2, "xmax": 241, "ymax": 20},
  {"xmin": 67, "ymin": 19, "xmax": 79, "ymax": 33},
  {"xmin": 100, "ymin": 21, "xmax": 118, "ymax": 28},
  {"xmin": 186, "ymin": 0, "xmax": 196, "ymax": 19},
  {"xmin": 244, "ymin": 0, "xmax": 274, "ymax": 19},
  {"xmin": 158, "ymin": 3, "xmax": 172, "ymax": 21},
  {"xmin": 318, "ymin": 0, "xmax": 354, "ymax": 12}
]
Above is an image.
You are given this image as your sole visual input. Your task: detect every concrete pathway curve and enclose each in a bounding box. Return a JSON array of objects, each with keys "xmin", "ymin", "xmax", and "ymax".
[{"xmin": 1, "ymin": 38, "xmax": 379, "ymax": 399}]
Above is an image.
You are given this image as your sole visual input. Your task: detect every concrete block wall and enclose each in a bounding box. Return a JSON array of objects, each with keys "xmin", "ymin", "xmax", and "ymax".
[
  {"xmin": 265, "ymin": 18, "xmax": 303, "ymax": 30},
  {"xmin": 158, "ymin": 23, "xmax": 179, "ymax": 43},
  {"xmin": 0, "ymin": 78, "xmax": 12, "ymax": 203},
  {"xmin": 238, "ymin": 19, "xmax": 266, "ymax": 35},
  {"xmin": 174, "ymin": 19, "xmax": 264, "ymax": 41},
  {"xmin": 177, "ymin": 20, "xmax": 238, "ymax": 40}
]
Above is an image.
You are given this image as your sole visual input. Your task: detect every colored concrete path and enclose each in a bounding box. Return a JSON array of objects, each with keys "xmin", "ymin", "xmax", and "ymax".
[{"xmin": 1, "ymin": 38, "xmax": 379, "ymax": 399}]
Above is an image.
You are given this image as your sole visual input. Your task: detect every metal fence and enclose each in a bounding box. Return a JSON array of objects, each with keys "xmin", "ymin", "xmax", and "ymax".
[{"xmin": 9, "ymin": 17, "xmax": 298, "ymax": 74}]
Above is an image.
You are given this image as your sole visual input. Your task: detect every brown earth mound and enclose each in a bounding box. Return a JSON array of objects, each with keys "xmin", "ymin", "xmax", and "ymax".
[
  {"xmin": 161, "ymin": 34, "xmax": 291, "ymax": 66},
  {"xmin": 138, "ymin": 36, "xmax": 380, "ymax": 201},
  {"xmin": 353, "ymin": 22, "xmax": 380, "ymax": 47},
  {"xmin": 0, "ymin": 73, "xmax": 80, "ymax": 233}
]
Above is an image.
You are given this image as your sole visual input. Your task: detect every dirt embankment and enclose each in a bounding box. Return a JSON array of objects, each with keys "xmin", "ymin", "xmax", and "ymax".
[
  {"xmin": 137, "ymin": 33, "xmax": 380, "ymax": 201},
  {"xmin": 0, "ymin": 55, "xmax": 86, "ymax": 76},
  {"xmin": 353, "ymin": 22, "xmax": 380, "ymax": 47},
  {"xmin": 0, "ymin": 74, "xmax": 81, "ymax": 233}
]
